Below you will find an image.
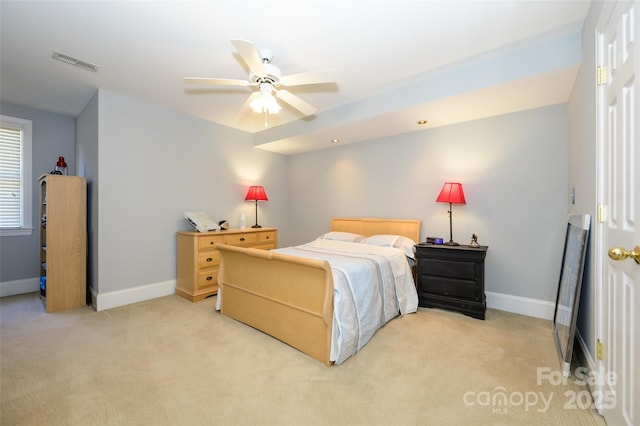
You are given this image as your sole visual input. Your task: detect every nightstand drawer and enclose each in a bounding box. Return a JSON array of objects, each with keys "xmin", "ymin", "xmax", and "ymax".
[
  {"xmin": 421, "ymin": 276, "xmax": 478, "ymax": 300},
  {"xmin": 198, "ymin": 251, "xmax": 220, "ymax": 269},
  {"xmin": 420, "ymin": 258, "xmax": 477, "ymax": 280}
]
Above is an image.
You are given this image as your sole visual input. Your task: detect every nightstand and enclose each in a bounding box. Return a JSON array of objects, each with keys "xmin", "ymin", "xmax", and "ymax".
[{"xmin": 414, "ymin": 244, "xmax": 488, "ymax": 320}]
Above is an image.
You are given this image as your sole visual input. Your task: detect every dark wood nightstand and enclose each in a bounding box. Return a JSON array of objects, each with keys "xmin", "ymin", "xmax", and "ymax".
[{"xmin": 414, "ymin": 244, "xmax": 488, "ymax": 320}]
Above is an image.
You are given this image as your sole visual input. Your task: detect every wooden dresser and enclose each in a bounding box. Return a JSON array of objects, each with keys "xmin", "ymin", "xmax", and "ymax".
[{"xmin": 176, "ymin": 228, "xmax": 277, "ymax": 302}]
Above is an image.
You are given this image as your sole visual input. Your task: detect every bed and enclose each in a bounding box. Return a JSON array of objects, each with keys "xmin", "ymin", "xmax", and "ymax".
[{"xmin": 215, "ymin": 217, "xmax": 421, "ymax": 366}]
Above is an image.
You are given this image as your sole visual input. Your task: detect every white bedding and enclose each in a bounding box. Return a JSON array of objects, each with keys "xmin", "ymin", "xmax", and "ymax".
[{"xmin": 273, "ymin": 239, "xmax": 418, "ymax": 364}]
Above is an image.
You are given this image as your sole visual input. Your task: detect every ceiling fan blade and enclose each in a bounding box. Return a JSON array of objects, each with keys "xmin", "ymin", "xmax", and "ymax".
[
  {"xmin": 231, "ymin": 39, "xmax": 266, "ymax": 77},
  {"xmin": 279, "ymin": 69, "xmax": 336, "ymax": 87},
  {"xmin": 275, "ymin": 89, "xmax": 318, "ymax": 116},
  {"xmin": 184, "ymin": 77, "xmax": 251, "ymax": 86}
]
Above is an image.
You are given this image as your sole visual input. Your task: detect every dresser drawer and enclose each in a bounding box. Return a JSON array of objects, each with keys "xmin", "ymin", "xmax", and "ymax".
[
  {"xmin": 198, "ymin": 235, "xmax": 225, "ymax": 250},
  {"xmin": 225, "ymin": 233, "xmax": 257, "ymax": 245},
  {"xmin": 253, "ymin": 242, "xmax": 276, "ymax": 250},
  {"xmin": 198, "ymin": 269, "xmax": 218, "ymax": 290},
  {"xmin": 198, "ymin": 251, "xmax": 220, "ymax": 269},
  {"xmin": 257, "ymin": 231, "xmax": 276, "ymax": 244}
]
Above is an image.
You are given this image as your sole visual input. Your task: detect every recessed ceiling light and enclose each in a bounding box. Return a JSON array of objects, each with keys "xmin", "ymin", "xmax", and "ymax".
[
  {"xmin": 52, "ymin": 51, "xmax": 100, "ymax": 72},
  {"xmin": 417, "ymin": 120, "xmax": 428, "ymax": 125},
  {"xmin": 331, "ymin": 139, "xmax": 340, "ymax": 144}
]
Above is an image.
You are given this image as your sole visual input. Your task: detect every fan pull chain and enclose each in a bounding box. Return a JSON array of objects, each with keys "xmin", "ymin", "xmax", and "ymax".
[{"xmin": 264, "ymin": 111, "xmax": 268, "ymax": 127}]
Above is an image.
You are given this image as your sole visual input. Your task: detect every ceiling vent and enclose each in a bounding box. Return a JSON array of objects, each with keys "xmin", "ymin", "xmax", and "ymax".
[{"xmin": 52, "ymin": 51, "xmax": 100, "ymax": 72}]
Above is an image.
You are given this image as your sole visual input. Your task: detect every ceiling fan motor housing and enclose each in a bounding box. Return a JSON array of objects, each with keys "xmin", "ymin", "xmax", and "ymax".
[{"xmin": 250, "ymin": 63, "xmax": 282, "ymax": 85}]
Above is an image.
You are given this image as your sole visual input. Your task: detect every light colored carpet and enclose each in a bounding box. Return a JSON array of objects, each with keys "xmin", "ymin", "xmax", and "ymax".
[{"xmin": 1, "ymin": 292, "xmax": 605, "ymax": 426}]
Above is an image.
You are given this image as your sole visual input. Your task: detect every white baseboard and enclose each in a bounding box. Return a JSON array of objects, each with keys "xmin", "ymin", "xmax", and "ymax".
[
  {"xmin": 0, "ymin": 277, "xmax": 39, "ymax": 297},
  {"xmin": 486, "ymin": 291, "xmax": 556, "ymax": 320},
  {"xmin": 6, "ymin": 279, "xmax": 550, "ymax": 319},
  {"xmin": 1, "ymin": 277, "xmax": 176, "ymax": 312},
  {"xmin": 93, "ymin": 279, "xmax": 176, "ymax": 311}
]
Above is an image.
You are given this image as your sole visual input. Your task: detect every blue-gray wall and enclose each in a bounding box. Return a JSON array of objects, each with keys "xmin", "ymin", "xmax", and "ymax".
[
  {"xmin": 77, "ymin": 89, "xmax": 291, "ymax": 298},
  {"xmin": 288, "ymin": 105, "xmax": 568, "ymax": 304},
  {"xmin": 0, "ymin": 103, "xmax": 75, "ymax": 283}
]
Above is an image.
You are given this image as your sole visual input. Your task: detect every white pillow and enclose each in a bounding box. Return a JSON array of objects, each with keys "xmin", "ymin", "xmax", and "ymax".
[
  {"xmin": 317, "ymin": 231, "xmax": 365, "ymax": 242},
  {"xmin": 361, "ymin": 234, "xmax": 416, "ymax": 260}
]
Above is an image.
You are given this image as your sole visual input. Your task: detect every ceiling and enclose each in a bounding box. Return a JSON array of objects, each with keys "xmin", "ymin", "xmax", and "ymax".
[{"xmin": 0, "ymin": 1, "xmax": 591, "ymax": 155}]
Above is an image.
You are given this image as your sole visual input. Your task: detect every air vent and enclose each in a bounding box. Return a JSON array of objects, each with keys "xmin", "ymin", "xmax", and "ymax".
[{"xmin": 52, "ymin": 51, "xmax": 100, "ymax": 72}]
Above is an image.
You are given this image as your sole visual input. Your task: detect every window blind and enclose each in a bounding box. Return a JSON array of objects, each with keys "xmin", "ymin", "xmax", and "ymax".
[{"xmin": 0, "ymin": 125, "xmax": 23, "ymax": 228}]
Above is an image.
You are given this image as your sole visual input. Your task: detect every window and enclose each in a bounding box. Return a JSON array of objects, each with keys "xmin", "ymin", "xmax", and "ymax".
[{"xmin": 0, "ymin": 115, "xmax": 32, "ymax": 236}]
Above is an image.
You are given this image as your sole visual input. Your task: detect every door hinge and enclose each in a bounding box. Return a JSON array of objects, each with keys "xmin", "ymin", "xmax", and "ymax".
[
  {"xmin": 597, "ymin": 204, "xmax": 608, "ymax": 223},
  {"xmin": 597, "ymin": 339, "xmax": 604, "ymax": 361},
  {"xmin": 597, "ymin": 66, "xmax": 608, "ymax": 85}
]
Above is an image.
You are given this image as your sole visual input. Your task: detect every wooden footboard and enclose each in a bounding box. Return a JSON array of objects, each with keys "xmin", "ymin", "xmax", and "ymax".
[
  {"xmin": 216, "ymin": 244, "xmax": 334, "ymax": 366},
  {"xmin": 216, "ymin": 218, "xmax": 421, "ymax": 366}
]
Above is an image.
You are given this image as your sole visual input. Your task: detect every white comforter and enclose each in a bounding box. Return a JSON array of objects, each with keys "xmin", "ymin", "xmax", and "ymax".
[{"xmin": 273, "ymin": 239, "xmax": 418, "ymax": 364}]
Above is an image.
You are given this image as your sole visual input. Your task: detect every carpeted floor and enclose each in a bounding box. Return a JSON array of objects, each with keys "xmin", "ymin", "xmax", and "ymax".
[{"xmin": 1, "ymin": 292, "xmax": 605, "ymax": 425}]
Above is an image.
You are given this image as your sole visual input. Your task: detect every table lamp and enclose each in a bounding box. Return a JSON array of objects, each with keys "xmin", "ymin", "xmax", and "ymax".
[
  {"xmin": 436, "ymin": 182, "xmax": 466, "ymax": 246},
  {"xmin": 245, "ymin": 186, "xmax": 268, "ymax": 228}
]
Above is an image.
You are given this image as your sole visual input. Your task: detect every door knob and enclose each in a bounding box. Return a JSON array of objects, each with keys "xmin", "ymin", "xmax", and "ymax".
[{"xmin": 608, "ymin": 246, "xmax": 640, "ymax": 264}]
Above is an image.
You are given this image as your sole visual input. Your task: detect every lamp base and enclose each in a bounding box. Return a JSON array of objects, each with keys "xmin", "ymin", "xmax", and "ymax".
[
  {"xmin": 444, "ymin": 241, "xmax": 460, "ymax": 246},
  {"xmin": 251, "ymin": 224, "xmax": 262, "ymax": 228}
]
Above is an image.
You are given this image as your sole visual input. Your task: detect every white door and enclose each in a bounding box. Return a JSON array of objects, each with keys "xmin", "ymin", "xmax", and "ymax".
[{"xmin": 596, "ymin": 2, "xmax": 640, "ymax": 425}]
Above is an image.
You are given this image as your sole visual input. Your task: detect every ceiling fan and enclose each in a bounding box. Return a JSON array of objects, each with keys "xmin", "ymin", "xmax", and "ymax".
[{"xmin": 184, "ymin": 39, "xmax": 336, "ymax": 117}]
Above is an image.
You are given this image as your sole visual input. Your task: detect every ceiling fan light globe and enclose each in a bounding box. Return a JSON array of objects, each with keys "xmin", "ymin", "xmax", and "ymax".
[
  {"xmin": 259, "ymin": 83, "xmax": 274, "ymax": 94},
  {"xmin": 249, "ymin": 99, "xmax": 263, "ymax": 113},
  {"xmin": 250, "ymin": 91, "xmax": 281, "ymax": 114},
  {"xmin": 264, "ymin": 94, "xmax": 281, "ymax": 114}
]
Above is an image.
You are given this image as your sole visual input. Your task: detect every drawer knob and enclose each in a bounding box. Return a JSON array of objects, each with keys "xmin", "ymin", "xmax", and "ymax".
[
  {"xmin": 240, "ymin": 237, "xmax": 245, "ymax": 241},
  {"xmin": 206, "ymin": 276, "xmax": 213, "ymax": 281},
  {"xmin": 266, "ymin": 236, "xmax": 270, "ymax": 239},
  {"xmin": 206, "ymin": 257, "xmax": 213, "ymax": 262},
  {"xmin": 210, "ymin": 241, "xmax": 214, "ymax": 245}
]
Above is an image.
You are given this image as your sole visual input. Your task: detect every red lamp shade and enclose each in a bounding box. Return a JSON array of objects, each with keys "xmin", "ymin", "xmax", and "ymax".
[
  {"xmin": 245, "ymin": 186, "xmax": 268, "ymax": 202},
  {"xmin": 436, "ymin": 182, "xmax": 466, "ymax": 205},
  {"xmin": 245, "ymin": 185, "xmax": 268, "ymax": 228}
]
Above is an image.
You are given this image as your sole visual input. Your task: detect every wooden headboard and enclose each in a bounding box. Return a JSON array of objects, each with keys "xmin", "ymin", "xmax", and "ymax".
[{"xmin": 330, "ymin": 218, "xmax": 421, "ymax": 243}]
